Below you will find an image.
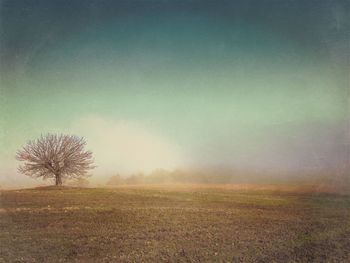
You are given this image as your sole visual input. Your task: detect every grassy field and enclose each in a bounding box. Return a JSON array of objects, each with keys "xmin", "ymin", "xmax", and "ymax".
[{"xmin": 0, "ymin": 184, "xmax": 349, "ymax": 262}]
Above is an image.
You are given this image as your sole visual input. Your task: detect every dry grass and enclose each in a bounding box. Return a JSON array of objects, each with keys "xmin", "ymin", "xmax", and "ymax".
[{"xmin": 0, "ymin": 184, "xmax": 349, "ymax": 262}]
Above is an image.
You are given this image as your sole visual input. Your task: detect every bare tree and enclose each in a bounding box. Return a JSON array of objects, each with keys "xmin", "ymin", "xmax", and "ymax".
[{"xmin": 16, "ymin": 134, "xmax": 95, "ymax": 186}]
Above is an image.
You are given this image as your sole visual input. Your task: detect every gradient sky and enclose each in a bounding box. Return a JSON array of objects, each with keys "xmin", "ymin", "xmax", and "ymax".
[{"xmin": 0, "ymin": 0, "xmax": 349, "ymax": 186}]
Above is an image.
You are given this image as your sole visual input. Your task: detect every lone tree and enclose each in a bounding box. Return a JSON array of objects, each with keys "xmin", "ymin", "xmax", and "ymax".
[{"xmin": 16, "ymin": 133, "xmax": 94, "ymax": 186}]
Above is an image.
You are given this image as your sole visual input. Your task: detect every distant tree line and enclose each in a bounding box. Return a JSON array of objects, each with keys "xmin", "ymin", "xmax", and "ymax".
[
  {"xmin": 106, "ymin": 168, "xmax": 331, "ymax": 186},
  {"xmin": 107, "ymin": 169, "xmax": 256, "ymax": 185}
]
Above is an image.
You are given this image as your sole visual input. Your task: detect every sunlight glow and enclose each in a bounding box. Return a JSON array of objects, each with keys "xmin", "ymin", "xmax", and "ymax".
[{"xmin": 71, "ymin": 116, "xmax": 186, "ymax": 178}]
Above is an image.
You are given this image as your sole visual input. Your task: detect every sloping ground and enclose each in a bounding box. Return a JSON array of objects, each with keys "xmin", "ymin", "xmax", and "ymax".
[{"xmin": 0, "ymin": 185, "xmax": 349, "ymax": 262}]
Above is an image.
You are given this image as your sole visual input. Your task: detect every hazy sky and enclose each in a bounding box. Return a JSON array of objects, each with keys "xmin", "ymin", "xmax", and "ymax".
[{"xmin": 0, "ymin": 0, "xmax": 349, "ymax": 186}]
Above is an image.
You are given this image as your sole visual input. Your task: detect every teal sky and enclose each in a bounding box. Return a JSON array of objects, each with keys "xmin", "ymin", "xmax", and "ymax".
[{"xmin": 0, "ymin": 0, "xmax": 349, "ymax": 186}]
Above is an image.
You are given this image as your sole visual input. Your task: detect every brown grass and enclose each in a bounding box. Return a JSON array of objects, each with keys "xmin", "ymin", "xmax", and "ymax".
[{"xmin": 0, "ymin": 184, "xmax": 349, "ymax": 262}]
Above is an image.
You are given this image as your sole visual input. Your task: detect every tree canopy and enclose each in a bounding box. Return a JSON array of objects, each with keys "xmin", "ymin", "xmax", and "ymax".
[{"xmin": 16, "ymin": 134, "xmax": 94, "ymax": 185}]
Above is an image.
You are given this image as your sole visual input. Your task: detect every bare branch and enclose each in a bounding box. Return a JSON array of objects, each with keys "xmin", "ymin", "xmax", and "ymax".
[{"xmin": 16, "ymin": 133, "xmax": 95, "ymax": 185}]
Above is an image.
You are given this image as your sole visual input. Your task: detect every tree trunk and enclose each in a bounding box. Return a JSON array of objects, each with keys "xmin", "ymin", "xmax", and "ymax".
[{"xmin": 55, "ymin": 174, "xmax": 62, "ymax": 186}]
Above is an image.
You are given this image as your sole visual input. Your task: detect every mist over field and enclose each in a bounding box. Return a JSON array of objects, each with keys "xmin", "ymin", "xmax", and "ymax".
[
  {"xmin": 0, "ymin": 0, "xmax": 349, "ymax": 189},
  {"xmin": 1, "ymin": 2, "xmax": 350, "ymax": 262}
]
